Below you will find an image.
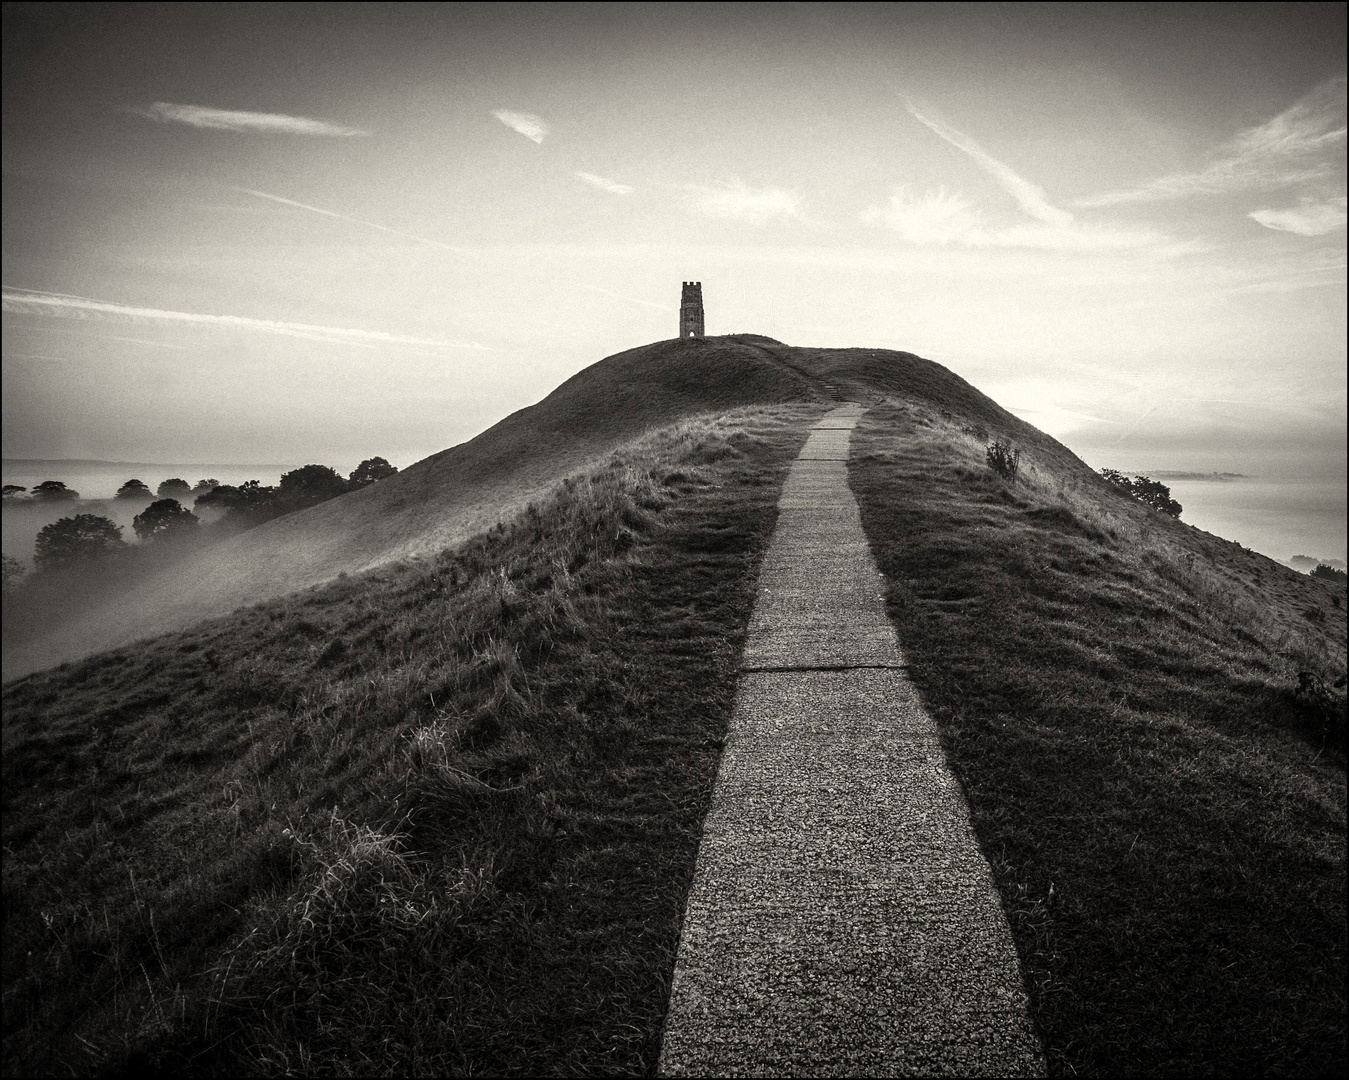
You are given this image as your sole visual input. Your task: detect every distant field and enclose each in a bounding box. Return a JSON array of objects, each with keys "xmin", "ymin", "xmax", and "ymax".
[{"xmin": 851, "ymin": 400, "xmax": 1347, "ymax": 1076}]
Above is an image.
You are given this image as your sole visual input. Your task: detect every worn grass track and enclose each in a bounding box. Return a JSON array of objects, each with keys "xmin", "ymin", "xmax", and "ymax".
[
  {"xmin": 2, "ymin": 404, "xmax": 823, "ymax": 1076},
  {"xmin": 850, "ymin": 400, "xmax": 1347, "ymax": 1077}
]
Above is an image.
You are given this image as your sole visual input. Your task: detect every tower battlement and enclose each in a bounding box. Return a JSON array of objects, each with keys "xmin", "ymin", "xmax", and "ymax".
[{"xmin": 679, "ymin": 281, "xmax": 704, "ymax": 338}]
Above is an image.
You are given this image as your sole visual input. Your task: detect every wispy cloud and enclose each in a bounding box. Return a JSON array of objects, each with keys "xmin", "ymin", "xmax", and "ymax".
[
  {"xmin": 492, "ymin": 110, "xmax": 548, "ymax": 143},
  {"xmin": 576, "ymin": 171, "xmax": 633, "ymax": 195},
  {"xmin": 237, "ymin": 189, "xmax": 474, "ymax": 253},
  {"xmin": 904, "ymin": 99, "xmax": 1074, "ymax": 227},
  {"xmin": 1077, "ymin": 76, "xmax": 1347, "ymax": 206},
  {"xmin": 130, "ymin": 102, "xmax": 369, "ymax": 136},
  {"xmin": 685, "ymin": 179, "xmax": 805, "ymax": 224},
  {"xmin": 1, "ymin": 288, "xmax": 486, "ymax": 350},
  {"xmin": 863, "ymin": 186, "xmax": 1179, "ymax": 252},
  {"xmin": 1250, "ymin": 195, "xmax": 1348, "ymax": 236},
  {"xmin": 580, "ymin": 284, "xmax": 672, "ymax": 311}
]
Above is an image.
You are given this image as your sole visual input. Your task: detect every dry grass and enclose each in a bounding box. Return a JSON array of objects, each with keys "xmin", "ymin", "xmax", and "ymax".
[
  {"xmin": 850, "ymin": 398, "xmax": 1346, "ymax": 1076},
  {"xmin": 2, "ymin": 404, "xmax": 824, "ymax": 1076}
]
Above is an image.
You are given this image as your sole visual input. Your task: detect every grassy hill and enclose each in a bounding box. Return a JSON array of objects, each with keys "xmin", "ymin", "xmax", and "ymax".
[{"xmin": 3, "ymin": 338, "xmax": 1345, "ymax": 1075}]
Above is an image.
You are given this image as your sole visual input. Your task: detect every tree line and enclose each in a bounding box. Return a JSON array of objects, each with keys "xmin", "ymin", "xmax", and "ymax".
[{"xmin": 2, "ymin": 457, "xmax": 398, "ymax": 577}]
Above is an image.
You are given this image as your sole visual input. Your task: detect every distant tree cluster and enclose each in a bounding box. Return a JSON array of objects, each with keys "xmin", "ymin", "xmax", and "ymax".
[
  {"xmin": 8, "ymin": 457, "xmax": 399, "ymax": 580},
  {"xmin": 1099, "ymin": 469, "xmax": 1183, "ymax": 518},
  {"xmin": 193, "ymin": 458, "xmax": 398, "ymax": 528},
  {"xmin": 1312, "ymin": 564, "xmax": 1347, "ymax": 586}
]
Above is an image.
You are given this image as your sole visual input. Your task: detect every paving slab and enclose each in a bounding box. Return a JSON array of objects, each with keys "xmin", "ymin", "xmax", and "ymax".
[{"xmin": 659, "ymin": 404, "xmax": 1044, "ymax": 1078}]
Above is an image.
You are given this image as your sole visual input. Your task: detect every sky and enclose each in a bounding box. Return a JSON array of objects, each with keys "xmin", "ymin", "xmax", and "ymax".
[{"xmin": 3, "ymin": 3, "xmax": 1345, "ymax": 517}]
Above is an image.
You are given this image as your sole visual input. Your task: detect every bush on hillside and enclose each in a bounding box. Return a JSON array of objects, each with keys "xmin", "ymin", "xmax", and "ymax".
[
  {"xmin": 1100, "ymin": 468, "xmax": 1182, "ymax": 518},
  {"xmin": 348, "ymin": 457, "xmax": 398, "ymax": 489},
  {"xmin": 116, "ymin": 479, "xmax": 153, "ymax": 500},
  {"xmin": 133, "ymin": 498, "xmax": 199, "ymax": 542},
  {"xmin": 1312, "ymin": 564, "xmax": 1347, "ymax": 586},
  {"xmin": 986, "ymin": 440, "xmax": 1021, "ymax": 482},
  {"xmin": 34, "ymin": 514, "xmax": 124, "ymax": 570},
  {"xmin": 280, "ymin": 464, "xmax": 348, "ymax": 506}
]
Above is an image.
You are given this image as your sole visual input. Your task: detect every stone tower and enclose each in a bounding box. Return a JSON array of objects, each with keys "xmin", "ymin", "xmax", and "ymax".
[{"xmin": 680, "ymin": 281, "xmax": 704, "ymax": 338}]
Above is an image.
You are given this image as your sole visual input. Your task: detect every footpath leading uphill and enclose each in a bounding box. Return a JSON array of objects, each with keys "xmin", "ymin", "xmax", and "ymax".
[{"xmin": 659, "ymin": 405, "xmax": 1044, "ymax": 1077}]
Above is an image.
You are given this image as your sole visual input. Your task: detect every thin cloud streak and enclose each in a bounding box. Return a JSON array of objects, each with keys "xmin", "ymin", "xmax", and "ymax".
[
  {"xmin": 492, "ymin": 110, "xmax": 548, "ymax": 143},
  {"xmin": 685, "ymin": 179, "xmax": 805, "ymax": 223},
  {"xmin": 862, "ymin": 186, "xmax": 1181, "ymax": 252},
  {"xmin": 904, "ymin": 99, "xmax": 1074, "ymax": 227},
  {"xmin": 580, "ymin": 284, "xmax": 672, "ymax": 311},
  {"xmin": 1, "ymin": 289, "xmax": 487, "ymax": 350},
  {"xmin": 130, "ymin": 102, "xmax": 369, "ymax": 136},
  {"xmin": 1250, "ymin": 196, "xmax": 1348, "ymax": 236},
  {"xmin": 237, "ymin": 189, "xmax": 476, "ymax": 253},
  {"xmin": 11, "ymin": 325, "xmax": 192, "ymax": 350},
  {"xmin": 576, "ymin": 171, "xmax": 633, "ymax": 195},
  {"xmin": 1077, "ymin": 76, "xmax": 1347, "ymax": 206}
]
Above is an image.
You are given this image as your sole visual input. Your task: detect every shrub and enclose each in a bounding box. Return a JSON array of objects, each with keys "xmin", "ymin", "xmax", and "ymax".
[
  {"xmin": 986, "ymin": 439, "xmax": 1021, "ymax": 482},
  {"xmin": 34, "ymin": 514, "xmax": 124, "ymax": 569},
  {"xmin": 1100, "ymin": 468, "xmax": 1182, "ymax": 518},
  {"xmin": 348, "ymin": 457, "xmax": 398, "ymax": 489},
  {"xmin": 1312, "ymin": 564, "xmax": 1347, "ymax": 586},
  {"xmin": 279, "ymin": 464, "xmax": 348, "ymax": 505}
]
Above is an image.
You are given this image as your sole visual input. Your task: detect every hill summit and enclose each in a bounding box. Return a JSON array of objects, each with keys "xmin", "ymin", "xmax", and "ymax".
[{"xmin": 4, "ymin": 336, "xmax": 1035, "ymax": 676}]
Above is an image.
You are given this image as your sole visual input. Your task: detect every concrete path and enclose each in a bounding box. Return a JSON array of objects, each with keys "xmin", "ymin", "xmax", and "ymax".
[{"xmin": 658, "ymin": 405, "xmax": 1044, "ymax": 1077}]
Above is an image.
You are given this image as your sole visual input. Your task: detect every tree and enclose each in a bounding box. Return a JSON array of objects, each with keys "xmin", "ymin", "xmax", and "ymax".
[
  {"xmin": 191, "ymin": 478, "xmax": 220, "ymax": 495},
  {"xmin": 32, "ymin": 480, "xmax": 80, "ymax": 502},
  {"xmin": 1129, "ymin": 476, "xmax": 1182, "ymax": 517},
  {"xmin": 1099, "ymin": 469, "xmax": 1182, "ymax": 518},
  {"xmin": 115, "ymin": 479, "xmax": 153, "ymax": 500},
  {"xmin": 133, "ymin": 498, "xmax": 199, "ymax": 542},
  {"xmin": 1, "ymin": 485, "xmax": 28, "ymax": 501},
  {"xmin": 157, "ymin": 477, "xmax": 192, "ymax": 499},
  {"xmin": 2, "ymin": 555, "xmax": 25, "ymax": 594},
  {"xmin": 279, "ymin": 464, "xmax": 348, "ymax": 505},
  {"xmin": 34, "ymin": 514, "xmax": 124, "ymax": 570},
  {"xmin": 348, "ymin": 457, "xmax": 398, "ymax": 489},
  {"xmin": 1312, "ymin": 564, "xmax": 1347, "ymax": 585}
]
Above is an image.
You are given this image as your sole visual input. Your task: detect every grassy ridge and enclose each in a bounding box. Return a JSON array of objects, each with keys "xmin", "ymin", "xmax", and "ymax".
[
  {"xmin": 2, "ymin": 405, "xmax": 822, "ymax": 1075},
  {"xmin": 850, "ymin": 400, "xmax": 1347, "ymax": 1076}
]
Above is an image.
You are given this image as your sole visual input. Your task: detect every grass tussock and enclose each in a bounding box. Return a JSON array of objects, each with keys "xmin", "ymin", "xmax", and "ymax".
[
  {"xmin": 1, "ymin": 404, "xmax": 823, "ymax": 1076},
  {"xmin": 851, "ymin": 400, "xmax": 1347, "ymax": 1077}
]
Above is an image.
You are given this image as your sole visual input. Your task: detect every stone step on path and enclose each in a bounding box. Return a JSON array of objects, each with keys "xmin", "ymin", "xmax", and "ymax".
[{"xmin": 658, "ymin": 404, "xmax": 1044, "ymax": 1078}]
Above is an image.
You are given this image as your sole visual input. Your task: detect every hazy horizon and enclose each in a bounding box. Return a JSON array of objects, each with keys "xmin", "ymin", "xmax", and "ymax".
[{"xmin": 3, "ymin": 3, "xmax": 1344, "ymax": 546}]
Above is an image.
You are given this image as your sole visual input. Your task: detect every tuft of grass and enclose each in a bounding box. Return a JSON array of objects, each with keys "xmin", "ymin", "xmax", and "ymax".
[
  {"xmin": 850, "ymin": 399, "xmax": 1347, "ymax": 1077},
  {"xmin": 2, "ymin": 404, "xmax": 824, "ymax": 1076}
]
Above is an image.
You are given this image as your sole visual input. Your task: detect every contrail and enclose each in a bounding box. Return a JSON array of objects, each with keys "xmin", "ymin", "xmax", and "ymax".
[
  {"xmin": 236, "ymin": 188, "xmax": 477, "ymax": 254},
  {"xmin": 2, "ymin": 287, "xmax": 487, "ymax": 350}
]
